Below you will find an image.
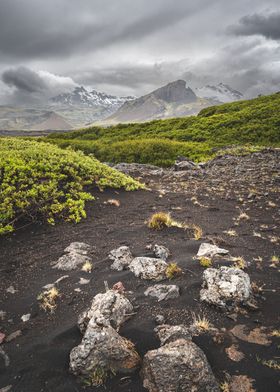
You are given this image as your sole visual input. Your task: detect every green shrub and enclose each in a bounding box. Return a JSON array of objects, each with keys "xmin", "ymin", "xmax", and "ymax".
[{"xmin": 0, "ymin": 138, "xmax": 142, "ymax": 234}]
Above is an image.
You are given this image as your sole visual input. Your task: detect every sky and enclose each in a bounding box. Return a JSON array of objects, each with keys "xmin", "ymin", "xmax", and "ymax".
[{"xmin": 0, "ymin": 0, "xmax": 279, "ymax": 104}]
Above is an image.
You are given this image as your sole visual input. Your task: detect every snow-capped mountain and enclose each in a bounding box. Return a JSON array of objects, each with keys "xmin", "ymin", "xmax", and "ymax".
[
  {"xmin": 50, "ymin": 86, "xmax": 135, "ymax": 108},
  {"xmin": 195, "ymin": 83, "xmax": 243, "ymax": 103}
]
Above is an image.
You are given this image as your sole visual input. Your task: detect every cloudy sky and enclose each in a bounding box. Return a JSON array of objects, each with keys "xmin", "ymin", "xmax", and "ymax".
[{"xmin": 0, "ymin": 0, "xmax": 279, "ymax": 104}]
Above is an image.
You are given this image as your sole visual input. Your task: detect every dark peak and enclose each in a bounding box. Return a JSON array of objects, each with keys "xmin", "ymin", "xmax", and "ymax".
[
  {"xmin": 151, "ymin": 80, "xmax": 197, "ymax": 103},
  {"xmin": 74, "ymin": 86, "xmax": 87, "ymax": 92}
]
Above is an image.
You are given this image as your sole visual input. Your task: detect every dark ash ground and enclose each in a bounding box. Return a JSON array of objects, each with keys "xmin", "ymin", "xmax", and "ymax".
[{"xmin": 0, "ymin": 150, "xmax": 279, "ymax": 391}]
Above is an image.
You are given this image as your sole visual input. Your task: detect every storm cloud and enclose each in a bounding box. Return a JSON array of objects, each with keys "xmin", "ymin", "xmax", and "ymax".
[
  {"xmin": 0, "ymin": 0, "xmax": 279, "ymax": 102},
  {"xmin": 229, "ymin": 12, "xmax": 280, "ymax": 40}
]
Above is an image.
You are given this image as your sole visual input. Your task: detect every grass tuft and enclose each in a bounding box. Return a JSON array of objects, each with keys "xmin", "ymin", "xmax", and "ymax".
[{"xmin": 165, "ymin": 263, "xmax": 183, "ymax": 279}]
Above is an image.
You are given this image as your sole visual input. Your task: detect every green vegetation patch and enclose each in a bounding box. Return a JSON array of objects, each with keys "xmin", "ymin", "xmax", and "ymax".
[
  {"xmin": 0, "ymin": 138, "xmax": 142, "ymax": 235},
  {"xmin": 46, "ymin": 92, "xmax": 280, "ymax": 166}
]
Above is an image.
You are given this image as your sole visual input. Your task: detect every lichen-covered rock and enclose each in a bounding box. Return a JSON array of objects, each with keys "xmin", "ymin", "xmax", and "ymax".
[
  {"xmin": 152, "ymin": 244, "xmax": 170, "ymax": 261},
  {"xmin": 197, "ymin": 243, "xmax": 229, "ymax": 258},
  {"xmin": 142, "ymin": 325, "xmax": 219, "ymax": 392},
  {"xmin": 144, "ymin": 284, "xmax": 179, "ymax": 302},
  {"xmin": 53, "ymin": 252, "xmax": 91, "ymax": 271},
  {"xmin": 64, "ymin": 242, "xmax": 92, "ymax": 255},
  {"xmin": 129, "ymin": 257, "xmax": 168, "ymax": 281},
  {"xmin": 200, "ymin": 267, "xmax": 251, "ymax": 307},
  {"xmin": 53, "ymin": 242, "xmax": 93, "ymax": 270},
  {"xmin": 108, "ymin": 246, "xmax": 133, "ymax": 271},
  {"xmin": 78, "ymin": 289, "xmax": 133, "ymax": 333},
  {"xmin": 69, "ymin": 320, "xmax": 140, "ymax": 379},
  {"xmin": 155, "ymin": 324, "xmax": 191, "ymax": 345}
]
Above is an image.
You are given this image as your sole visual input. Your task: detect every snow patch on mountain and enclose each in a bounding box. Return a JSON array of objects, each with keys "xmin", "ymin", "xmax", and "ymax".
[
  {"xmin": 50, "ymin": 86, "xmax": 135, "ymax": 108},
  {"xmin": 195, "ymin": 83, "xmax": 243, "ymax": 103}
]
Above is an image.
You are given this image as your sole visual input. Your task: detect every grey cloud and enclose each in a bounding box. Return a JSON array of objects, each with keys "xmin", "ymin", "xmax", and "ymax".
[
  {"xmin": 229, "ymin": 12, "xmax": 280, "ymax": 40},
  {"xmin": 2, "ymin": 67, "xmax": 47, "ymax": 93}
]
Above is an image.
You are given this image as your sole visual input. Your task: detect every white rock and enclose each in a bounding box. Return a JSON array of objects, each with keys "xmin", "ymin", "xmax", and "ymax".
[
  {"xmin": 109, "ymin": 246, "xmax": 133, "ymax": 271},
  {"xmin": 129, "ymin": 257, "xmax": 168, "ymax": 281},
  {"xmin": 6, "ymin": 286, "xmax": 17, "ymax": 294},
  {"xmin": 144, "ymin": 284, "xmax": 180, "ymax": 301},
  {"xmin": 79, "ymin": 278, "xmax": 90, "ymax": 285},
  {"xmin": 53, "ymin": 252, "xmax": 91, "ymax": 271},
  {"xmin": 197, "ymin": 243, "xmax": 229, "ymax": 258},
  {"xmin": 153, "ymin": 244, "xmax": 170, "ymax": 261},
  {"xmin": 21, "ymin": 313, "xmax": 31, "ymax": 322},
  {"xmin": 200, "ymin": 266, "xmax": 251, "ymax": 307}
]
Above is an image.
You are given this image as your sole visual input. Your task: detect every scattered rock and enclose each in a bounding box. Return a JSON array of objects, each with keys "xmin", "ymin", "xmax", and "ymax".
[
  {"xmin": 0, "ymin": 386, "xmax": 12, "ymax": 392},
  {"xmin": 226, "ymin": 344, "xmax": 245, "ymax": 362},
  {"xmin": 78, "ymin": 290, "xmax": 134, "ymax": 333},
  {"xmin": 152, "ymin": 244, "xmax": 170, "ymax": 261},
  {"xmin": 5, "ymin": 330, "xmax": 22, "ymax": 342},
  {"xmin": 21, "ymin": 314, "xmax": 31, "ymax": 322},
  {"xmin": 142, "ymin": 324, "xmax": 219, "ymax": 392},
  {"xmin": 6, "ymin": 286, "xmax": 17, "ymax": 294},
  {"xmin": 109, "ymin": 246, "xmax": 133, "ymax": 271},
  {"xmin": 112, "ymin": 281, "xmax": 126, "ymax": 294},
  {"xmin": 53, "ymin": 242, "xmax": 92, "ymax": 270},
  {"xmin": 229, "ymin": 375, "xmax": 256, "ymax": 392},
  {"xmin": 0, "ymin": 311, "xmax": 6, "ymax": 321},
  {"xmin": 43, "ymin": 275, "xmax": 69, "ymax": 290},
  {"xmin": 129, "ymin": 257, "xmax": 168, "ymax": 281},
  {"xmin": 154, "ymin": 315, "xmax": 165, "ymax": 325},
  {"xmin": 155, "ymin": 324, "xmax": 191, "ymax": 345},
  {"xmin": 144, "ymin": 284, "xmax": 180, "ymax": 301},
  {"xmin": 0, "ymin": 332, "xmax": 5, "ymax": 344},
  {"xmin": 69, "ymin": 320, "xmax": 140, "ymax": 380},
  {"xmin": 200, "ymin": 266, "xmax": 251, "ymax": 307},
  {"xmin": 0, "ymin": 347, "xmax": 10, "ymax": 367},
  {"xmin": 174, "ymin": 158, "xmax": 197, "ymax": 171},
  {"xmin": 64, "ymin": 242, "xmax": 92, "ymax": 255},
  {"xmin": 78, "ymin": 278, "xmax": 90, "ymax": 285},
  {"xmin": 104, "ymin": 198, "xmax": 120, "ymax": 207},
  {"xmin": 230, "ymin": 325, "xmax": 271, "ymax": 346},
  {"xmin": 197, "ymin": 243, "xmax": 229, "ymax": 258}
]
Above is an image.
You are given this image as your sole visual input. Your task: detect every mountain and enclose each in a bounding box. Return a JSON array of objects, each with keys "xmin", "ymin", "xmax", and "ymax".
[
  {"xmin": 0, "ymin": 106, "xmax": 72, "ymax": 131},
  {"xmin": 195, "ymin": 83, "xmax": 243, "ymax": 103},
  {"xmin": 102, "ymin": 80, "xmax": 211, "ymax": 124},
  {"xmin": 51, "ymin": 86, "xmax": 135, "ymax": 109}
]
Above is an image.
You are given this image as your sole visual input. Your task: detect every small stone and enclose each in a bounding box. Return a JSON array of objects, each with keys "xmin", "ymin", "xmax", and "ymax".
[
  {"xmin": 113, "ymin": 281, "xmax": 126, "ymax": 294},
  {"xmin": 79, "ymin": 278, "xmax": 90, "ymax": 285},
  {"xmin": 155, "ymin": 315, "xmax": 165, "ymax": 325},
  {"xmin": 0, "ymin": 311, "xmax": 6, "ymax": 321},
  {"xmin": 5, "ymin": 330, "xmax": 22, "ymax": 342},
  {"xmin": 0, "ymin": 332, "xmax": 5, "ymax": 344},
  {"xmin": 21, "ymin": 313, "xmax": 31, "ymax": 322},
  {"xmin": 226, "ymin": 345, "xmax": 245, "ymax": 362},
  {"xmin": 6, "ymin": 286, "xmax": 17, "ymax": 294}
]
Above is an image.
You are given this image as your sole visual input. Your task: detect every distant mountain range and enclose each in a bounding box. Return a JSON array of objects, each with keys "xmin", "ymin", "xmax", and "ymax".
[
  {"xmin": 0, "ymin": 81, "xmax": 244, "ymax": 130},
  {"xmin": 102, "ymin": 80, "xmax": 244, "ymax": 124}
]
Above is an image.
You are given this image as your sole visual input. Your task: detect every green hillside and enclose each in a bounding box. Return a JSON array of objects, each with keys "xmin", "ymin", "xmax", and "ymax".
[
  {"xmin": 0, "ymin": 138, "xmax": 142, "ymax": 234},
  {"xmin": 46, "ymin": 92, "xmax": 280, "ymax": 166}
]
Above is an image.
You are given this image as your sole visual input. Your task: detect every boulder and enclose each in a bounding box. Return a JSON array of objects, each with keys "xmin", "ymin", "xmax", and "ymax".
[
  {"xmin": 78, "ymin": 289, "xmax": 134, "ymax": 333},
  {"xmin": 197, "ymin": 243, "xmax": 229, "ymax": 258},
  {"xmin": 152, "ymin": 244, "xmax": 170, "ymax": 261},
  {"xmin": 200, "ymin": 267, "xmax": 251, "ymax": 307},
  {"xmin": 144, "ymin": 284, "xmax": 179, "ymax": 302},
  {"xmin": 155, "ymin": 324, "xmax": 191, "ymax": 345},
  {"xmin": 142, "ymin": 325, "xmax": 219, "ymax": 392},
  {"xmin": 174, "ymin": 160, "xmax": 197, "ymax": 171},
  {"xmin": 69, "ymin": 320, "xmax": 140, "ymax": 381},
  {"xmin": 129, "ymin": 257, "xmax": 168, "ymax": 281},
  {"xmin": 108, "ymin": 246, "xmax": 133, "ymax": 271},
  {"xmin": 64, "ymin": 242, "xmax": 92, "ymax": 255}
]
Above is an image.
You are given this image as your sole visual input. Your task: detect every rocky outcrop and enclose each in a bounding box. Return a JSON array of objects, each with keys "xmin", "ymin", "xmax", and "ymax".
[
  {"xmin": 53, "ymin": 242, "xmax": 93, "ymax": 270},
  {"xmin": 70, "ymin": 289, "xmax": 140, "ymax": 383},
  {"xmin": 142, "ymin": 324, "xmax": 219, "ymax": 392},
  {"xmin": 144, "ymin": 284, "xmax": 180, "ymax": 301},
  {"xmin": 129, "ymin": 257, "xmax": 168, "ymax": 281},
  {"xmin": 200, "ymin": 267, "xmax": 251, "ymax": 307},
  {"xmin": 78, "ymin": 289, "xmax": 134, "ymax": 333}
]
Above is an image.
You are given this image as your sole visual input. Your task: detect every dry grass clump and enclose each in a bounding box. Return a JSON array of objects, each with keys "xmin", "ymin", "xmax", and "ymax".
[
  {"xmin": 270, "ymin": 255, "xmax": 279, "ymax": 268},
  {"xmin": 199, "ymin": 257, "xmax": 212, "ymax": 268},
  {"xmin": 256, "ymin": 356, "xmax": 280, "ymax": 370},
  {"xmin": 191, "ymin": 313, "xmax": 211, "ymax": 332},
  {"xmin": 271, "ymin": 329, "xmax": 280, "ymax": 337},
  {"xmin": 232, "ymin": 256, "xmax": 246, "ymax": 270},
  {"xmin": 220, "ymin": 382, "xmax": 230, "ymax": 392},
  {"xmin": 224, "ymin": 229, "xmax": 238, "ymax": 237},
  {"xmin": 147, "ymin": 212, "xmax": 183, "ymax": 230},
  {"xmin": 147, "ymin": 212, "xmax": 203, "ymax": 240},
  {"xmin": 82, "ymin": 261, "xmax": 93, "ymax": 273},
  {"xmin": 165, "ymin": 263, "xmax": 183, "ymax": 279},
  {"xmin": 37, "ymin": 287, "xmax": 60, "ymax": 312}
]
